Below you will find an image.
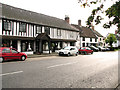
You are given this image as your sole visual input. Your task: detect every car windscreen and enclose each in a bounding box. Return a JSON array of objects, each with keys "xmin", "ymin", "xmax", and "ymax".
[
  {"xmin": 63, "ymin": 47, "xmax": 70, "ymax": 50},
  {"xmin": 81, "ymin": 48, "xmax": 85, "ymax": 50}
]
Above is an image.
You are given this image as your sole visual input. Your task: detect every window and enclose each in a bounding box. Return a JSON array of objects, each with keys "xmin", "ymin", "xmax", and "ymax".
[
  {"xmin": 2, "ymin": 48, "xmax": 10, "ymax": 53},
  {"xmin": 100, "ymin": 38, "xmax": 101, "ymax": 41},
  {"xmin": 19, "ymin": 23, "xmax": 26, "ymax": 32},
  {"xmin": 57, "ymin": 29, "xmax": 61, "ymax": 36},
  {"xmin": 83, "ymin": 37, "xmax": 85, "ymax": 41},
  {"xmin": 95, "ymin": 38, "xmax": 97, "ymax": 42},
  {"xmin": 11, "ymin": 49, "xmax": 18, "ymax": 53},
  {"xmin": 81, "ymin": 48, "xmax": 85, "ymax": 50},
  {"xmin": 70, "ymin": 48, "xmax": 75, "ymax": 50},
  {"xmin": 45, "ymin": 27, "xmax": 50, "ymax": 35},
  {"xmin": 82, "ymin": 43, "xmax": 85, "ymax": 47},
  {"xmin": 3, "ymin": 20, "xmax": 11, "ymax": 31},
  {"xmin": 86, "ymin": 48, "xmax": 91, "ymax": 50},
  {"xmin": 70, "ymin": 32, "xmax": 73, "ymax": 38},
  {"xmin": 90, "ymin": 38, "xmax": 92, "ymax": 42},
  {"xmin": 86, "ymin": 43, "xmax": 89, "ymax": 46},
  {"xmin": 36, "ymin": 26, "xmax": 42, "ymax": 34}
]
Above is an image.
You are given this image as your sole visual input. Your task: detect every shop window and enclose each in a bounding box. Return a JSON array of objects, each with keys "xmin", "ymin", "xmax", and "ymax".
[
  {"xmin": 36, "ymin": 26, "xmax": 42, "ymax": 34},
  {"xmin": 3, "ymin": 20, "xmax": 11, "ymax": 31},
  {"xmin": 21, "ymin": 41, "xmax": 34, "ymax": 52},
  {"xmin": 45, "ymin": 27, "xmax": 50, "ymax": 35},
  {"xmin": 70, "ymin": 42, "xmax": 74, "ymax": 46},
  {"xmin": 19, "ymin": 23, "xmax": 26, "ymax": 32},
  {"xmin": 2, "ymin": 40, "xmax": 10, "ymax": 47}
]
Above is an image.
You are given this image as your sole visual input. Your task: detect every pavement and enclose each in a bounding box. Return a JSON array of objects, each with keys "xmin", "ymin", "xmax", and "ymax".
[{"xmin": 27, "ymin": 52, "xmax": 58, "ymax": 58}]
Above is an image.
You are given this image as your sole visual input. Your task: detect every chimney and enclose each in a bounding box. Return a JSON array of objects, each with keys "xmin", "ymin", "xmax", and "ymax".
[
  {"xmin": 65, "ymin": 15, "xmax": 70, "ymax": 24},
  {"xmin": 92, "ymin": 25, "xmax": 95, "ymax": 30},
  {"xmin": 115, "ymin": 30, "xmax": 118, "ymax": 34},
  {"xmin": 78, "ymin": 20, "xmax": 81, "ymax": 26}
]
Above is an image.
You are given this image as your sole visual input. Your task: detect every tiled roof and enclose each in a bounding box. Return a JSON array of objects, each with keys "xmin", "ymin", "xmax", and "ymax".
[
  {"xmin": 0, "ymin": 3, "xmax": 79, "ymax": 31},
  {"xmin": 93, "ymin": 30, "xmax": 103, "ymax": 37},
  {"xmin": 71, "ymin": 24, "xmax": 97, "ymax": 38}
]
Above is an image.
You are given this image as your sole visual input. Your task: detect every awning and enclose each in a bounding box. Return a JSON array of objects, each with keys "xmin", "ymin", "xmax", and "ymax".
[
  {"xmin": 36, "ymin": 33, "xmax": 51, "ymax": 40},
  {"xmin": 51, "ymin": 38, "xmax": 76, "ymax": 42}
]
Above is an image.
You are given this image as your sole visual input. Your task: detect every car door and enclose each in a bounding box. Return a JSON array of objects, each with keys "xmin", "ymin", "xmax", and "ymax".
[
  {"xmin": 10, "ymin": 48, "xmax": 21, "ymax": 60},
  {"xmin": 2, "ymin": 48, "xmax": 12, "ymax": 60},
  {"xmin": 70, "ymin": 48, "xmax": 76, "ymax": 55},
  {"xmin": 86, "ymin": 48, "xmax": 90, "ymax": 53}
]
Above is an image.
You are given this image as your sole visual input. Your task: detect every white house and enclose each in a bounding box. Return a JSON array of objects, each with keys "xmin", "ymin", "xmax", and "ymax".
[
  {"xmin": 72, "ymin": 20, "xmax": 98, "ymax": 48},
  {"xmin": 0, "ymin": 3, "xmax": 79, "ymax": 54}
]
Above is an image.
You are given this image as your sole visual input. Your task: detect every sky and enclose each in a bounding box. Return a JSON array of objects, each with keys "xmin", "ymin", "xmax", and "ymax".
[{"xmin": 0, "ymin": 0, "xmax": 118, "ymax": 36}]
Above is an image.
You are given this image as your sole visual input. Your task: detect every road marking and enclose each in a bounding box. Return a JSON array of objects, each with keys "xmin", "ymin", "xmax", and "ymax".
[
  {"xmin": 47, "ymin": 61, "xmax": 78, "ymax": 69},
  {"xmin": 0, "ymin": 71, "xmax": 23, "ymax": 76}
]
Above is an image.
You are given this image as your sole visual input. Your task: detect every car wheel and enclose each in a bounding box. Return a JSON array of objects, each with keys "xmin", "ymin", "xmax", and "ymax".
[
  {"xmin": 59, "ymin": 53, "xmax": 61, "ymax": 56},
  {"xmin": 84, "ymin": 52, "xmax": 87, "ymax": 55},
  {"xmin": 21, "ymin": 55, "xmax": 26, "ymax": 61},
  {"xmin": 0, "ymin": 57, "xmax": 4, "ymax": 63},
  {"xmin": 76, "ymin": 52, "xmax": 78, "ymax": 56},
  {"xmin": 91, "ymin": 52, "xmax": 93, "ymax": 54},
  {"xmin": 79, "ymin": 51, "xmax": 81, "ymax": 54},
  {"xmin": 68, "ymin": 53, "xmax": 70, "ymax": 56}
]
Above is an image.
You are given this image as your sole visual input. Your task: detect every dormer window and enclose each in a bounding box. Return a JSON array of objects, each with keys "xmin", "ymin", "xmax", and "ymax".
[{"xmin": 3, "ymin": 20, "xmax": 11, "ymax": 31}]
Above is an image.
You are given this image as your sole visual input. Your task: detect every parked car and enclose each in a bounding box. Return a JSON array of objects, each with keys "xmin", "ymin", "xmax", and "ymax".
[
  {"xmin": 58, "ymin": 46, "xmax": 78, "ymax": 56},
  {"xmin": 0, "ymin": 47, "xmax": 27, "ymax": 62},
  {"xmin": 96, "ymin": 46, "xmax": 106, "ymax": 51},
  {"xmin": 79, "ymin": 47, "xmax": 93, "ymax": 55},
  {"xmin": 88, "ymin": 46, "xmax": 99, "ymax": 52},
  {"xmin": 103, "ymin": 47, "xmax": 110, "ymax": 51}
]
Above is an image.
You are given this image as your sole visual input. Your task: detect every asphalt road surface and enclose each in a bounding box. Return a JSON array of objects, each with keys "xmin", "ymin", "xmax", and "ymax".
[{"xmin": 1, "ymin": 51, "xmax": 119, "ymax": 88}]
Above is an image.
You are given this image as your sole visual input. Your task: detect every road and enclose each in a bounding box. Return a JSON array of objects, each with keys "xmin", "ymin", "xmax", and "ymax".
[{"xmin": 1, "ymin": 51, "xmax": 119, "ymax": 88}]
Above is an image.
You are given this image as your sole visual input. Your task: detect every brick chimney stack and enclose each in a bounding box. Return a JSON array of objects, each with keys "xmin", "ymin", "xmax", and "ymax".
[
  {"xmin": 115, "ymin": 30, "xmax": 118, "ymax": 34},
  {"xmin": 91, "ymin": 24, "xmax": 95, "ymax": 30},
  {"xmin": 65, "ymin": 15, "xmax": 70, "ymax": 24},
  {"xmin": 78, "ymin": 20, "xmax": 81, "ymax": 26}
]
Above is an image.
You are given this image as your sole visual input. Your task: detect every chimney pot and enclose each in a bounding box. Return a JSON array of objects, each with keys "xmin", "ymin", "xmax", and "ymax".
[
  {"xmin": 65, "ymin": 15, "xmax": 70, "ymax": 24},
  {"xmin": 78, "ymin": 20, "xmax": 81, "ymax": 26}
]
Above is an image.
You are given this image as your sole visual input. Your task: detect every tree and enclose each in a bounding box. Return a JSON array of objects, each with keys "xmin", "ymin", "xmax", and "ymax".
[
  {"xmin": 78, "ymin": 0, "xmax": 120, "ymax": 32},
  {"xmin": 105, "ymin": 34, "xmax": 117, "ymax": 48}
]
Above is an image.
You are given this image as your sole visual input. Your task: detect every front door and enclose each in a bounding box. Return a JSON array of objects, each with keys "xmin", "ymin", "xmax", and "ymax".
[
  {"xmin": 12, "ymin": 40, "xmax": 17, "ymax": 49},
  {"xmin": 36, "ymin": 40, "xmax": 43, "ymax": 53},
  {"xmin": 36, "ymin": 40, "xmax": 39, "ymax": 53}
]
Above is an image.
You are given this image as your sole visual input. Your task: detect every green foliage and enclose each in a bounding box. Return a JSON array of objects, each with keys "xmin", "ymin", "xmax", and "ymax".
[
  {"xmin": 105, "ymin": 1, "xmax": 120, "ymax": 31},
  {"xmin": 105, "ymin": 34, "xmax": 117, "ymax": 47},
  {"xmin": 79, "ymin": 0, "xmax": 120, "ymax": 32}
]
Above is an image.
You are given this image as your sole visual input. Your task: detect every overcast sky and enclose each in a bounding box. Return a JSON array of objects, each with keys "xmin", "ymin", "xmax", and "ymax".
[{"xmin": 1, "ymin": 0, "xmax": 118, "ymax": 36}]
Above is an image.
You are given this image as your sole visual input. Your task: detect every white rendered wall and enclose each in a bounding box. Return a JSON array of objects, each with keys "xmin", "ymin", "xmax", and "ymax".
[{"xmin": 17, "ymin": 40, "xmax": 21, "ymax": 52}]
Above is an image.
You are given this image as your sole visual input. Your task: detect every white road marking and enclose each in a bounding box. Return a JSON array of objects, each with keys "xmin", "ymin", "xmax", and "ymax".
[
  {"xmin": 0, "ymin": 71, "xmax": 23, "ymax": 76},
  {"xmin": 47, "ymin": 61, "xmax": 78, "ymax": 69}
]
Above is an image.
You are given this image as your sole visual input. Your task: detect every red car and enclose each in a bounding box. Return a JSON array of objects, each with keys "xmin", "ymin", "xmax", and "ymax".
[
  {"xmin": 0, "ymin": 47, "xmax": 27, "ymax": 62},
  {"xmin": 79, "ymin": 47, "xmax": 93, "ymax": 55}
]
